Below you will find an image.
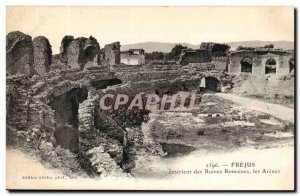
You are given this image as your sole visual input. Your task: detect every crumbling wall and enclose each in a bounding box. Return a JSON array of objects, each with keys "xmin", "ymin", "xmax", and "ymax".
[
  {"xmin": 6, "ymin": 75, "xmax": 31, "ymax": 135},
  {"xmin": 66, "ymin": 39, "xmax": 85, "ymax": 69},
  {"xmin": 200, "ymin": 42, "xmax": 230, "ymax": 71},
  {"xmin": 6, "ymin": 75, "xmax": 57, "ymax": 148},
  {"xmin": 6, "ymin": 49, "xmax": 234, "ymax": 178},
  {"xmin": 49, "ymin": 87, "xmax": 88, "ymax": 153},
  {"xmin": 78, "ymin": 93, "xmax": 129, "ymax": 177},
  {"xmin": 103, "ymin": 42, "xmax": 121, "ymax": 67},
  {"xmin": 228, "ymin": 50, "xmax": 293, "ymax": 75},
  {"xmin": 6, "ymin": 31, "xmax": 34, "ymax": 76},
  {"xmin": 60, "ymin": 35, "xmax": 75, "ymax": 60},
  {"xmin": 33, "ymin": 36, "xmax": 52, "ymax": 75},
  {"xmin": 200, "ymin": 42, "xmax": 230, "ymax": 57},
  {"xmin": 177, "ymin": 49, "xmax": 211, "ymax": 65},
  {"xmin": 61, "ymin": 36, "xmax": 101, "ymax": 70}
]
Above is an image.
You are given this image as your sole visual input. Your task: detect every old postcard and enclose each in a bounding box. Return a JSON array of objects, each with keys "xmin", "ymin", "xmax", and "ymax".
[{"xmin": 6, "ymin": 7, "xmax": 295, "ymax": 191}]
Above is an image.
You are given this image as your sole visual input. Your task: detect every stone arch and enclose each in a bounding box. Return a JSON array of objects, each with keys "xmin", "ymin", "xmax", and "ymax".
[
  {"xmin": 265, "ymin": 58, "xmax": 276, "ymax": 74},
  {"xmin": 240, "ymin": 57, "xmax": 253, "ymax": 73},
  {"xmin": 48, "ymin": 86, "xmax": 88, "ymax": 153},
  {"xmin": 200, "ymin": 76, "xmax": 221, "ymax": 92},
  {"xmin": 84, "ymin": 45, "xmax": 97, "ymax": 64}
]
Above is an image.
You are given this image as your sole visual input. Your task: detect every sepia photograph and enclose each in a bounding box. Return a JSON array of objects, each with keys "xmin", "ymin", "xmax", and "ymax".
[{"xmin": 5, "ymin": 6, "xmax": 295, "ymax": 191}]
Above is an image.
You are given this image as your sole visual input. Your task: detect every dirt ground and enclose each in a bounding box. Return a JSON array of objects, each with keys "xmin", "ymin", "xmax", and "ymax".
[
  {"xmin": 230, "ymin": 74, "xmax": 294, "ymax": 108},
  {"xmin": 132, "ymin": 93, "xmax": 294, "ymax": 178}
]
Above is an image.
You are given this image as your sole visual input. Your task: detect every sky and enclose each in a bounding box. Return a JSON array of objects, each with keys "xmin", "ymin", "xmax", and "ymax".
[{"xmin": 6, "ymin": 7, "xmax": 294, "ymax": 54}]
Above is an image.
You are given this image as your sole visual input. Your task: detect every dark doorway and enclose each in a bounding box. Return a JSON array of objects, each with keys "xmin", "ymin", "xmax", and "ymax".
[
  {"xmin": 84, "ymin": 46, "xmax": 97, "ymax": 63},
  {"xmin": 265, "ymin": 58, "xmax": 276, "ymax": 74},
  {"xmin": 240, "ymin": 57, "xmax": 253, "ymax": 73},
  {"xmin": 49, "ymin": 87, "xmax": 88, "ymax": 153},
  {"xmin": 91, "ymin": 78, "xmax": 122, "ymax": 90},
  {"xmin": 204, "ymin": 77, "xmax": 221, "ymax": 92}
]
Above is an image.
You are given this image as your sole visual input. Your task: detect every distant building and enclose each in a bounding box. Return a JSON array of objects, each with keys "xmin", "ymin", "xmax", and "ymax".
[
  {"xmin": 177, "ymin": 42, "xmax": 230, "ymax": 68},
  {"xmin": 121, "ymin": 49, "xmax": 145, "ymax": 65},
  {"xmin": 228, "ymin": 48, "xmax": 294, "ymax": 75}
]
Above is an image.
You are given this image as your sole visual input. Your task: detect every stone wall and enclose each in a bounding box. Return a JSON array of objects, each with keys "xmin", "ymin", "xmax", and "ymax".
[
  {"xmin": 33, "ymin": 36, "xmax": 52, "ymax": 75},
  {"xmin": 6, "ymin": 31, "xmax": 237, "ymax": 178},
  {"xmin": 61, "ymin": 36, "xmax": 101, "ymax": 70},
  {"xmin": 177, "ymin": 49, "xmax": 212, "ymax": 65},
  {"xmin": 103, "ymin": 42, "xmax": 121, "ymax": 66},
  {"xmin": 200, "ymin": 42, "xmax": 230, "ymax": 57},
  {"xmin": 6, "ymin": 31, "xmax": 34, "ymax": 76},
  {"xmin": 228, "ymin": 50, "xmax": 293, "ymax": 75}
]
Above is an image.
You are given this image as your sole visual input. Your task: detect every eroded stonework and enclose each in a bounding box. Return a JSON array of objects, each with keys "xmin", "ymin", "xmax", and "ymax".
[
  {"xmin": 6, "ymin": 31, "xmax": 34, "ymax": 76},
  {"xmin": 60, "ymin": 36, "xmax": 101, "ymax": 70},
  {"xmin": 33, "ymin": 36, "xmax": 52, "ymax": 75},
  {"xmin": 228, "ymin": 48, "xmax": 293, "ymax": 75},
  {"xmin": 102, "ymin": 42, "xmax": 121, "ymax": 67}
]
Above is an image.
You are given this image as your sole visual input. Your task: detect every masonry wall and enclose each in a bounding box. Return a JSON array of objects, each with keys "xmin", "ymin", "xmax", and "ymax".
[
  {"xmin": 6, "ymin": 31, "xmax": 34, "ymax": 76},
  {"xmin": 66, "ymin": 40, "xmax": 83, "ymax": 69},
  {"xmin": 228, "ymin": 52, "xmax": 293, "ymax": 75},
  {"xmin": 178, "ymin": 50, "xmax": 212, "ymax": 65},
  {"xmin": 33, "ymin": 36, "xmax": 52, "ymax": 75},
  {"xmin": 104, "ymin": 42, "xmax": 121, "ymax": 66}
]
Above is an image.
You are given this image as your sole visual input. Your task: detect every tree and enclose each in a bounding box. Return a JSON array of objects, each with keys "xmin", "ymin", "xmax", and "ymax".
[{"xmin": 263, "ymin": 44, "xmax": 274, "ymax": 48}]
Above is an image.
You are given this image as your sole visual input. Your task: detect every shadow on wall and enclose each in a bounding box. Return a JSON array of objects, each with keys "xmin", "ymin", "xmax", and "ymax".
[
  {"xmin": 265, "ymin": 58, "xmax": 276, "ymax": 74},
  {"xmin": 241, "ymin": 57, "xmax": 253, "ymax": 73},
  {"xmin": 91, "ymin": 78, "xmax": 122, "ymax": 90},
  {"xmin": 49, "ymin": 87, "xmax": 88, "ymax": 153}
]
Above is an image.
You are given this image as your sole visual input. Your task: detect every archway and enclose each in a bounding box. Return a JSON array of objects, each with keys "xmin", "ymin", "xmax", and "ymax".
[
  {"xmin": 49, "ymin": 87, "xmax": 88, "ymax": 153},
  {"xmin": 200, "ymin": 77, "xmax": 221, "ymax": 92},
  {"xmin": 265, "ymin": 58, "xmax": 276, "ymax": 74},
  {"xmin": 84, "ymin": 46, "xmax": 97, "ymax": 63},
  {"xmin": 240, "ymin": 57, "xmax": 253, "ymax": 73}
]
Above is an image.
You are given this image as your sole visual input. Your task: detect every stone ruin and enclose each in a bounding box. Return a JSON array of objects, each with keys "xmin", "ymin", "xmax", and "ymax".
[
  {"xmin": 177, "ymin": 42, "xmax": 230, "ymax": 69},
  {"xmin": 6, "ymin": 32, "xmax": 232, "ymax": 178},
  {"xmin": 7, "ymin": 32, "xmax": 53, "ymax": 77},
  {"xmin": 177, "ymin": 49, "xmax": 211, "ymax": 65},
  {"xmin": 60, "ymin": 35, "xmax": 101, "ymax": 70},
  {"xmin": 177, "ymin": 41, "xmax": 294, "ymax": 75},
  {"xmin": 200, "ymin": 42, "xmax": 230, "ymax": 58},
  {"xmin": 6, "ymin": 31, "xmax": 293, "ymax": 178},
  {"xmin": 228, "ymin": 48, "xmax": 294, "ymax": 75},
  {"xmin": 6, "ymin": 31, "xmax": 34, "ymax": 76},
  {"xmin": 33, "ymin": 36, "xmax": 52, "ymax": 75},
  {"xmin": 101, "ymin": 42, "xmax": 121, "ymax": 67}
]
